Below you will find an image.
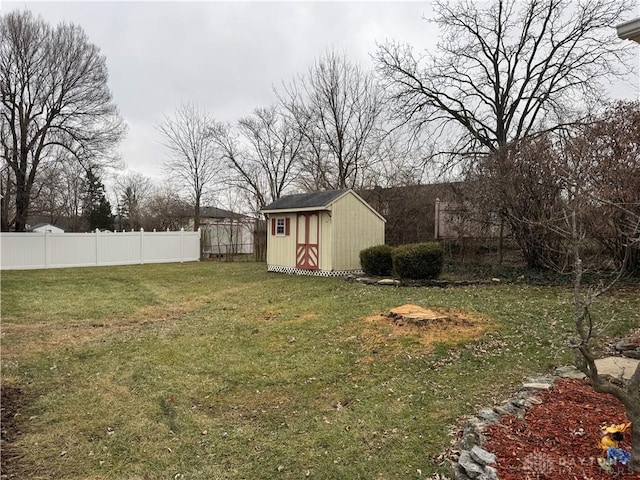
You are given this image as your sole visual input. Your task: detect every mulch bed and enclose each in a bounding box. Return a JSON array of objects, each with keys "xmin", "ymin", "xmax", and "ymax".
[{"xmin": 483, "ymin": 378, "xmax": 639, "ymax": 479}]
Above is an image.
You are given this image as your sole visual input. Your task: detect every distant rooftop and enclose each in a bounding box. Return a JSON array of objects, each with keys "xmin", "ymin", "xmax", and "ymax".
[{"xmin": 617, "ymin": 17, "xmax": 640, "ymax": 43}]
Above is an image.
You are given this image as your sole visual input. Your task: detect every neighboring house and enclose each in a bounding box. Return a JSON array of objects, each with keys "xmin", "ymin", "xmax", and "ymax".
[
  {"xmin": 261, "ymin": 189, "xmax": 385, "ymax": 276},
  {"xmin": 31, "ymin": 223, "xmax": 65, "ymax": 234},
  {"xmin": 189, "ymin": 207, "xmax": 256, "ymax": 256},
  {"xmin": 617, "ymin": 17, "xmax": 640, "ymax": 43}
]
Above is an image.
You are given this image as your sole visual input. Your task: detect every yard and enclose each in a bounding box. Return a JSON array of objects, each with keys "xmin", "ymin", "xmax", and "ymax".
[{"xmin": 1, "ymin": 262, "xmax": 638, "ymax": 479}]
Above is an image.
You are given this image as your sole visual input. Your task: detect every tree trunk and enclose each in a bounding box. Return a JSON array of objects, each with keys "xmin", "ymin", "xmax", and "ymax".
[{"xmin": 14, "ymin": 181, "xmax": 31, "ymax": 232}]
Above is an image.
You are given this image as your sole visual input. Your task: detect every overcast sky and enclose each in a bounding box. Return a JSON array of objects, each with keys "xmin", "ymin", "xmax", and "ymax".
[{"xmin": 4, "ymin": 1, "xmax": 640, "ymax": 186}]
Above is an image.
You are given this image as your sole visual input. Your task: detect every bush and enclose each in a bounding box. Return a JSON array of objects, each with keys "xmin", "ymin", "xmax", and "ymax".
[
  {"xmin": 392, "ymin": 242, "xmax": 444, "ymax": 279},
  {"xmin": 360, "ymin": 244, "xmax": 394, "ymax": 276}
]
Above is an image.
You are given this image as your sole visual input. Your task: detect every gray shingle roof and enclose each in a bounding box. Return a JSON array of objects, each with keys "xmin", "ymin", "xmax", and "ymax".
[
  {"xmin": 262, "ymin": 189, "xmax": 349, "ymax": 211},
  {"xmin": 199, "ymin": 206, "xmax": 250, "ymax": 219}
]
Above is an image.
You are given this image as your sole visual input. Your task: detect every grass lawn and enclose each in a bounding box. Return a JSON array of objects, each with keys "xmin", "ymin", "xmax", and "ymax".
[{"xmin": 1, "ymin": 262, "xmax": 638, "ymax": 479}]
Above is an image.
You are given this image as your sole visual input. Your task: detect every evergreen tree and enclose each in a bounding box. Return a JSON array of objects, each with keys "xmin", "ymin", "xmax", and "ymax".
[{"xmin": 83, "ymin": 168, "xmax": 114, "ymax": 231}]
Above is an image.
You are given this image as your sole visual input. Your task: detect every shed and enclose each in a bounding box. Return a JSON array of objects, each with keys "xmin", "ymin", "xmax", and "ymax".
[{"xmin": 261, "ymin": 189, "xmax": 385, "ymax": 275}]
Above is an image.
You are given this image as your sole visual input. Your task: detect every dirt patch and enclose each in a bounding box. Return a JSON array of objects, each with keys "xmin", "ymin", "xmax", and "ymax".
[
  {"xmin": 1, "ymin": 383, "xmax": 32, "ymax": 479},
  {"xmin": 362, "ymin": 304, "xmax": 491, "ymax": 351}
]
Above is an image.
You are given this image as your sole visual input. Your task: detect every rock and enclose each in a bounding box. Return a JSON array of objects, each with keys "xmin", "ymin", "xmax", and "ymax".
[
  {"xmin": 495, "ymin": 403, "xmax": 525, "ymax": 419},
  {"xmin": 525, "ymin": 376, "xmax": 554, "ymax": 384},
  {"xmin": 460, "ymin": 425, "xmax": 482, "ymax": 450},
  {"xmin": 453, "ymin": 462, "xmax": 473, "ymax": 480},
  {"xmin": 615, "ymin": 339, "xmax": 637, "ymax": 351},
  {"xmin": 554, "ymin": 365, "xmax": 586, "ymax": 379},
  {"xmin": 594, "ymin": 356, "xmax": 640, "ymax": 380},
  {"xmin": 377, "ymin": 278, "xmax": 400, "ymax": 286},
  {"xmin": 522, "ymin": 382, "xmax": 553, "ymax": 391},
  {"xmin": 470, "ymin": 445, "xmax": 496, "ymax": 466},
  {"xmin": 479, "ymin": 466, "xmax": 498, "ymax": 480},
  {"xmin": 476, "ymin": 408, "xmax": 500, "ymax": 424},
  {"xmin": 458, "ymin": 451, "xmax": 485, "ymax": 479},
  {"xmin": 524, "ymin": 395, "xmax": 542, "ymax": 405}
]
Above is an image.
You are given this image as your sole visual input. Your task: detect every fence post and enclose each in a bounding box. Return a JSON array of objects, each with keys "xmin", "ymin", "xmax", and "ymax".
[
  {"xmin": 180, "ymin": 228, "xmax": 184, "ymax": 263},
  {"xmin": 95, "ymin": 229, "xmax": 100, "ymax": 266},
  {"xmin": 140, "ymin": 228, "xmax": 145, "ymax": 264},
  {"xmin": 44, "ymin": 231, "xmax": 50, "ymax": 269},
  {"xmin": 434, "ymin": 198, "xmax": 440, "ymax": 239}
]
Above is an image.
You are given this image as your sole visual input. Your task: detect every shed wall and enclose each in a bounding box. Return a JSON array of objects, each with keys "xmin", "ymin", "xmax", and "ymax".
[
  {"xmin": 331, "ymin": 193, "xmax": 385, "ymax": 270},
  {"xmin": 266, "ymin": 214, "xmax": 297, "ymax": 267},
  {"xmin": 319, "ymin": 211, "xmax": 332, "ymax": 270}
]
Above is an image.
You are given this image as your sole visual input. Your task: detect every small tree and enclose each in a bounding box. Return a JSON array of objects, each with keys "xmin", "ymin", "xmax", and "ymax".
[
  {"xmin": 114, "ymin": 171, "xmax": 153, "ymax": 230},
  {"xmin": 566, "ymin": 199, "xmax": 640, "ymax": 472}
]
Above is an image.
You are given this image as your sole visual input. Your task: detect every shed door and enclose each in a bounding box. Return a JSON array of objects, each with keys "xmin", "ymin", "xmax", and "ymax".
[{"xmin": 296, "ymin": 212, "xmax": 319, "ymax": 270}]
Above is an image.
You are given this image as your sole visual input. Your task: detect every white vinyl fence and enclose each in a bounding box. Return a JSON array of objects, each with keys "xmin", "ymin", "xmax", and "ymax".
[{"xmin": 0, "ymin": 229, "xmax": 201, "ymax": 270}]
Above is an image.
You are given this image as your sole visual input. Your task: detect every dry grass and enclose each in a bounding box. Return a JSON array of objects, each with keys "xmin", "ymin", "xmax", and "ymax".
[{"xmin": 362, "ymin": 304, "xmax": 492, "ymax": 352}]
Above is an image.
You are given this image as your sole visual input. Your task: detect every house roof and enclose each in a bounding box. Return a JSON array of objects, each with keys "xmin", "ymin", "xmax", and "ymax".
[
  {"xmin": 31, "ymin": 222, "xmax": 65, "ymax": 232},
  {"xmin": 261, "ymin": 189, "xmax": 350, "ymax": 212},
  {"xmin": 31, "ymin": 222, "xmax": 55, "ymax": 229},
  {"xmin": 195, "ymin": 206, "xmax": 252, "ymax": 219},
  {"xmin": 617, "ymin": 17, "xmax": 640, "ymax": 43}
]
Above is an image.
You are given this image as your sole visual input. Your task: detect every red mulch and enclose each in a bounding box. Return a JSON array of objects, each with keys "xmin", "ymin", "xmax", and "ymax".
[{"xmin": 483, "ymin": 378, "xmax": 639, "ymax": 479}]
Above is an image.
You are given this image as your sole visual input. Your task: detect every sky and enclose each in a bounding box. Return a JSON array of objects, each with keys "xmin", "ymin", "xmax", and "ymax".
[
  {"xmin": 3, "ymin": 0, "xmax": 444, "ymax": 183},
  {"xmin": 3, "ymin": 0, "xmax": 640, "ymax": 187}
]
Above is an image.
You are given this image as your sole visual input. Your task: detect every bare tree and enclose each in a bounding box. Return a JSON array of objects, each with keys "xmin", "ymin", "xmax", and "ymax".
[
  {"xmin": 213, "ymin": 105, "xmax": 304, "ymax": 211},
  {"xmin": 0, "ymin": 10, "xmax": 125, "ymax": 231},
  {"xmin": 376, "ymin": 0, "xmax": 634, "ymax": 165},
  {"xmin": 376, "ymin": 0, "xmax": 634, "ymax": 268},
  {"xmin": 113, "ymin": 171, "xmax": 154, "ymax": 230},
  {"xmin": 279, "ymin": 50, "xmax": 387, "ymax": 191},
  {"xmin": 139, "ymin": 182, "xmax": 189, "ymax": 232},
  {"xmin": 156, "ymin": 102, "xmax": 221, "ymax": 231}
]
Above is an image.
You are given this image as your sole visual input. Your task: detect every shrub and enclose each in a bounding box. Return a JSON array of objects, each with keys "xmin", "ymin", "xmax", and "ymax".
[
  {"xmin": 359, "ymin": 244, "xmax": 394, "ymax": 276},
  {"xmin": 392, "ymin": 242, "xmax": 444, "ymax": 279}
]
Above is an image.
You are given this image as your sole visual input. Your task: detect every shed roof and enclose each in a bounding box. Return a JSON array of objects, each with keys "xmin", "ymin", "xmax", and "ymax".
[
  {"xmin": 261, "ymin": 188, "xmax": 386, "ymax": 222},
  {"xmin": 261, "ymin": 189, "xmax": 350, "ymax": 212}
]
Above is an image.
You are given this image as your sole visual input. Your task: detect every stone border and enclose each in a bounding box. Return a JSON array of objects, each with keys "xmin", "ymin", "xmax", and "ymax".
[
  {"xmin": 345, "ymin": 275, "xmax": 505, "ymax": 287},
  {"xmin": 451, "ymin": 366, "xmax": 585, "ymax": 480}
]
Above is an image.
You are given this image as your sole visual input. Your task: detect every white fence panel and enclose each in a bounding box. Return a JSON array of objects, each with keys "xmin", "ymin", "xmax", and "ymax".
[
  {"xmin": 0, "ymin": 230, "xmax": 200, "ymax": 270},
  {"xmin": 98, "ymin": 232, "xmax": 142, "ymax": 266},
  {"xmin": 145, "ymin": 231, "xmax": 183, "ymax": 263}
]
